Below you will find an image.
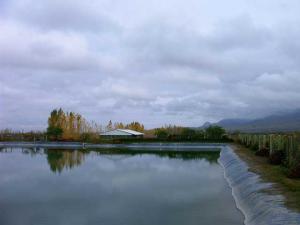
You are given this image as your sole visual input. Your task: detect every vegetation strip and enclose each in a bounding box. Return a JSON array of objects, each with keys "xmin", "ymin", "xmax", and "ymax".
[{"xmin": 230, "ymin": 133, "xmax": 300, "ymax": 178}]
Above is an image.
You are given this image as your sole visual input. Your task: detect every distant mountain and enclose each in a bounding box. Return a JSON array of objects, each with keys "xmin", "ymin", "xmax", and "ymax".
[
  {"xmin": 201, "ymin": 122, "xmax": 212, "ymax": 128},
  {"xmin": 217, "ymin": 119, "xmax": 252, "ymax": 127},
  {"xmin": 201, "ymin": 110, "xmax": 300, "ymax": 133}
]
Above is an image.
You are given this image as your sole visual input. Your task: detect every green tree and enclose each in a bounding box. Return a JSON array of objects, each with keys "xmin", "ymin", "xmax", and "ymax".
[
  {"xmin": 155, "ymin": 128, "xmax": 168, "ymax": 139},
  {"xmin": 205, "ymin": 126, "xmax": 226, "ymax": 139},
  {"xmin": 194, "ymin": 130, "xmax": 205, "ymax": 139},
  {"xmin": 181, "ymin": 128, "xmax": 196, "ymax": 140},
  {"xmin": 46, "ymin": 126, "xmax": 63, "ymax": 140}
]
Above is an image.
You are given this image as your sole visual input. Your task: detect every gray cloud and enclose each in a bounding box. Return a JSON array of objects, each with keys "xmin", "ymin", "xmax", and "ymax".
[
  {"xmin": 3, "ymin": 0, "xmax": 120, "ymax": 32},
  {"xmin": 1, "ymin": 0, "xmax": 300, "ymax": 130}
]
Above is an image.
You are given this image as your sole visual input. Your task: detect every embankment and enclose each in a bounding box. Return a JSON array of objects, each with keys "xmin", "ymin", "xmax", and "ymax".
[{"xmin": 219, "ymin": 146, "xmax": 300, "ymax": 225}]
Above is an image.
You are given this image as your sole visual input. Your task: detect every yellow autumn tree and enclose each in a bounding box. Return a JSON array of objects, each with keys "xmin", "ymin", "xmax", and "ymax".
[{"xmin": 47, "ymin": 108, "xmax": 101, "ymax": 141}]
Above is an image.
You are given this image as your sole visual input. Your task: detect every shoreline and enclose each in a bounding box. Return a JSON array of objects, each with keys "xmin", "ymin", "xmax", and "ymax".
[{"xmin": 0, "ymin": 141, "xmax": 224, "ymax": 151}]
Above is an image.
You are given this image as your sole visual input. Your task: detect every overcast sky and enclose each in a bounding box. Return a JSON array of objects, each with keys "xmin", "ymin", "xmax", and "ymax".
[{"xmin": 1, "ymin": 0, "xmax": 300, "ymax": 130}]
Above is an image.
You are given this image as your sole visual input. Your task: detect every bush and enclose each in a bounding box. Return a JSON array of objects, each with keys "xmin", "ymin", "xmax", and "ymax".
[
  {"xmin": 286, "ymin": 149, "xmax": 300, "ymax": 178},
  {"xmin": 47, "ymin": 126, "xmax": 63, "ymax": 140},
  {"xmin": 154, "ymin": 128, "xmax": 168, "ymax": 139},
  {"xmin": 250, "ymin": 143, "xmax": 259, "ymax": 151},
  {"xmin": 205, "ymin": 126, "xmax": 226, "ymax": 140},
  {"xmin": 255, "ymin": 148, "xmax": 269, "ymax": 157},
  {"xmin": 287, "ymin": 162, "xmax": 300, "ymax": 178},
  {"xmin": 269, "ymin": 150, "xmax": 284, "ymax": 165}
]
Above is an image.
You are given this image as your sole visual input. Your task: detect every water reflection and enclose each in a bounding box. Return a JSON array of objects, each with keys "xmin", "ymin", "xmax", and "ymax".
[
  {"xmin": 46, "ymin": 150, "xmax": 86, "ymax": 173},
  {"xmin": 0, "ymin": 146, "xmax": 243, "ymax": 225},
  {"xmin": 1, "ymin": 147, "xmax": 220, "ymax": 173},
  {"xmin": 46, "ymin": 148, "xmax": 220, "ymax": 173}
]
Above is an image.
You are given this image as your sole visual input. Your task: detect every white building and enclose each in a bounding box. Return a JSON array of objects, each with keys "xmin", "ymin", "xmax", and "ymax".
[{"xmin": 100, "ymin": 129, "xmax": 144, "ymax": 138}]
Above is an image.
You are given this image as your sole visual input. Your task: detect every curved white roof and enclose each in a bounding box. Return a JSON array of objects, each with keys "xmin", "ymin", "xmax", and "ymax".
[{"xmin": 101, "ymin": 129, "xmax": 144, "ymax": 136}]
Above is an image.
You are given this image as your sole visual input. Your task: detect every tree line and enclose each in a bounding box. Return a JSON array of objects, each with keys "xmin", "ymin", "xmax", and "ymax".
[
  {"xmin": 153, "ymin": 125, "xmax": 227, "ymax": 141},
  {"xmin": 1, "ymin": 108, "xmax": 227, "ymax": 142},
  {"xmin": 106, "ymin": 120, "xmax": 144, "ymax": 132},
  {"xmin": 231, "ymin": 133, "xmax": 300, "ymax": 178},
  {"xmin": 47, "ymin": 108, "xmax": 101, "ymax": 141},
  {"xmin": 46, "ymin": 108, "xmax": 145, "ymax": 141}
]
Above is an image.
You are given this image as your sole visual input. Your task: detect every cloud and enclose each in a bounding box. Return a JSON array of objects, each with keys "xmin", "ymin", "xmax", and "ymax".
[
  {"xmin": 0, "ymin": 21, "xmax": 99, "ymax": 71},
  {"xmin": 0, "ymin": 0, "xmax": 300, "ymax": 130},
  {"xmin": 3, "ymin": 0, "xmax": 120, "ymax": 33}
]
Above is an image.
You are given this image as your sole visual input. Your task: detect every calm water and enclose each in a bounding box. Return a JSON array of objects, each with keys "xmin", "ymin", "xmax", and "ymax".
[{"xmin": 0, "ymin": 147, "xmax": 244, "ymax": 225}]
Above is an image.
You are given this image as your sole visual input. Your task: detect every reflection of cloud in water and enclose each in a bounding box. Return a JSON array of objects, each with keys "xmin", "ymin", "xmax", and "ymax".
[
  {"xmin": 0, "ymin": 147, "xmax": 243, "ymax": 225},
  {"xmin": 44, "ymin": 149, "xmax": 219, "ymax": 173},
  {"xmin": 2, "ymin": 148, "xmax": 220, "ymax": 173},
  {"xmin": 100, "ymin": 154, "xmax": 133, "ymax": 161}
]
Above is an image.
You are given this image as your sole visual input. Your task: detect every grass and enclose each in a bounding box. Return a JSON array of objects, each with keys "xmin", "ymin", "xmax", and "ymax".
[{"xmin": 231, "ymin": 143, "xmax": 300, "ymax": 212}]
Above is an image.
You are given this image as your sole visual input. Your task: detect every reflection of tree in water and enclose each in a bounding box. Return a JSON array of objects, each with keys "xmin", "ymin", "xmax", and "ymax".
[
  {"xmin": 22, "ymin": 147, "xmax": 44, "ymax": 156},
  {"xmin": 156, "ymin": 151, "xmax": 220, "ymax": 163},
  {"xmin": 92, "ymin": 149, "xmax": 220, "ymax": 164},
  {"xmin": 0, "ymin": 147, "xmax": 44, "ymax": 155},
  {"xmin": 0, "ymin": 147, "xmax": 10, "ymax": 152},
  {"xmin": 46, "ymin": 150, "xmax": 86, "ymax": 173},
  {"xmin": 36, "ymin": 148, "xmax": 219, "ymax": 173}
]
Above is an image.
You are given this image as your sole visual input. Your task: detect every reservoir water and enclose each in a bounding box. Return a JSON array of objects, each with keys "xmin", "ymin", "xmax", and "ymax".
[{"xmin": 0, "ymin": 146, "xmax": 244, "ymax": 225}]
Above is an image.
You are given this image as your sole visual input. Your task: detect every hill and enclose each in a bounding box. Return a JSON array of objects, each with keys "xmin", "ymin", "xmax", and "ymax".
[{"xmin": 201, "ymin": 110, "xmax": 300, "ymax": 133}]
